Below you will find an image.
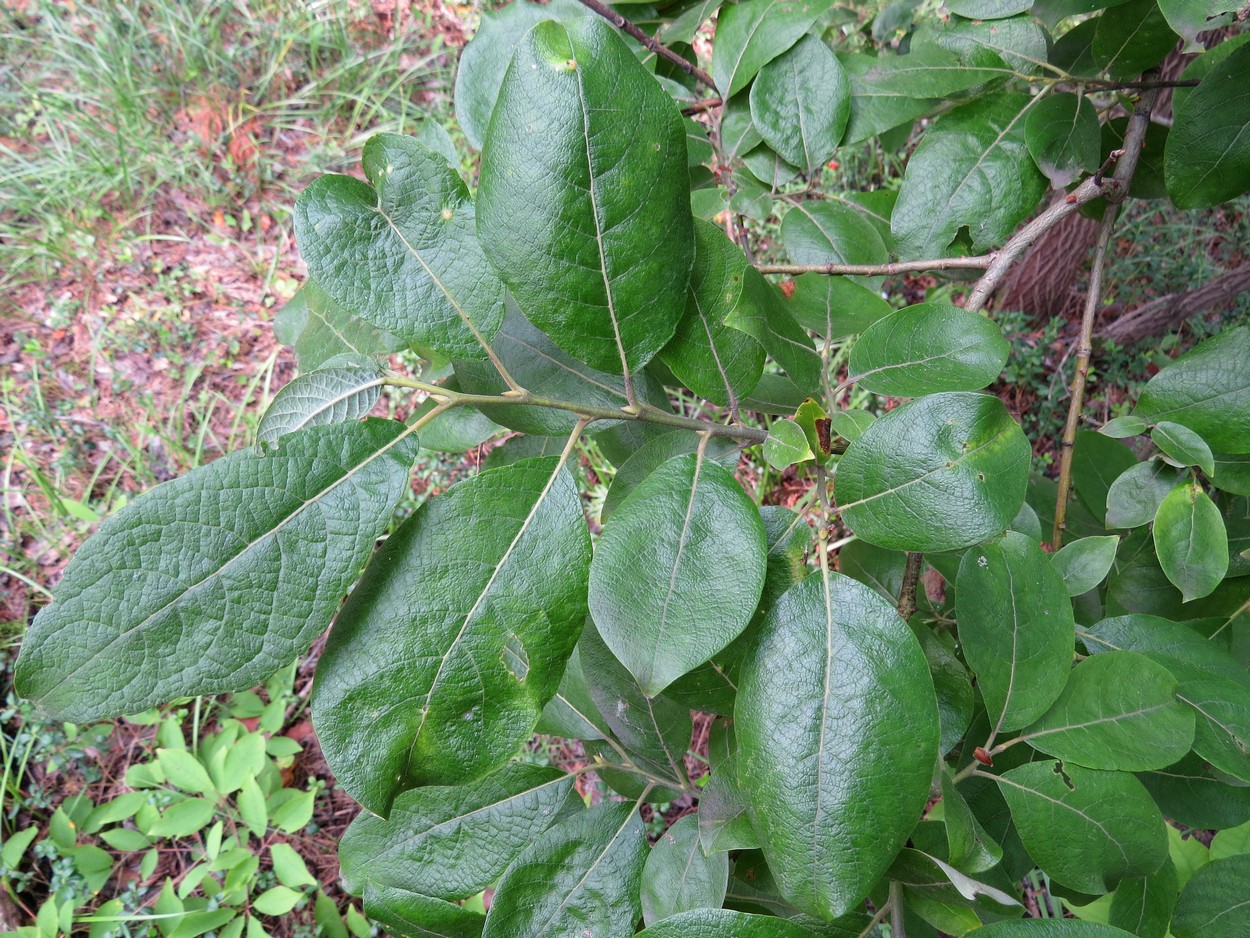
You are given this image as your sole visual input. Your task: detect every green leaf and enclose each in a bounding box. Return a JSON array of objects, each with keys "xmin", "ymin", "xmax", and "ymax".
[
  {"xmin": 720, "ymin": 92, "xmax": 762, "ymax": 162},
  {"xmin": 1172, "ymin": 854, "xmax": 1250, "ymax": 938},
  {"xmin": 780, "ymin": 201, "xmax": 889, "ymax": 275},
  {"xmin": 763, "ymin": 419, "xmax": 814, "ymax": 470},
  {"xmin": 711, "ymin": 0, "xmax": 834, "ymax": 97},
  {"xmin": 536, "ymin": 647, "xmax": 609, "ymax": 741},
  {"xmin": 1101, "ymin": 416, "xmax": 1149, "ymax": 439},
  {"xmin": 892, "ymin": 94, "xmax": 1047, "ymax": 259},
  {"xmin": 849, "ymin": 303, "xmax": 1009, "ymax": 397},
  {"xmin": 1152, "ymin": 422, "xmax": 1215, "ymax": 476},
  {"xmin": 638, "ymin": 909, "xmax": 818, "ymax": 936},
  {"xmin": 1051, "ymin": 536, "xmax": 1120, "ymax": 596},
  {"xmin": 150, "ymin": 798, "xmax": 217, "ymax": 838},
  {"xmin": 659, "ymin": 221, "xmax": 765, "ymax": 408},
  {"xmin": 15, "ymin": 420, "xmax": 418, "ymax": 721},
  {"xmin": 477, "ymin": 19, "xmax": 694, "ymax": 375},
  {"xmin": 1133, "ymin": 326, "xmax": 1250, "ymax": 454},
  {"xmin": 912, "ymin": 623, "xmax": 976, "ymax": 755},
  {"xmin": 661, "ymin": 0, "xmax": 725, "ymax": 43},
  {"xmin": 578, "ymin": 621, "xmax": 692, "ymax": 789},
  {"xmin": 237, "ymin": 775, "xmax": 267, "ymax": 839},
  {"xmin": 1072, "ymin": 429, "xmax": 1140, "ymax": 525},
  {"xmin": 155, "ymin": 749, "xmax": 216, "ymax": 796},
  {"xmin": 483, "ymin": 803, "xmax": 647, "ymax": 938},
  {"xmin": 361, "ymin": 885, "xmax": 483, "ymax": 938},
  {"xmin": 257, "ymin": 366, "xmax": 384, "ymax": 447},
  {"xmin": 1158, "ymin": 0, "xmax": 1239, "ymax": 50},
  {"xmin": 836, "ymin": 392, "xmax": 1032, "ymax": 552},
  {"xmin": 339, "ymin": 763, "xmax": 574, "ymax": 902},
  {"xmin": 787, "ymin": 274, "xmax": 892, "ymax": 340},
  {"xmin": 1092, "ymin": 0, "xmax": 1179, "ymax": 80},
  {"xmin": 2, "ymin": 827, "xmax": 39, "ymax": 869},
  {"xmin": 1109, "ymin": 860, "xmax": 1179, "ymax": 938},
  {"xmin": 100, "ymin": 828, "xmax": 149, "ymax": 852},
  {"xmin": 1025, "ymin": 92, "xmax": 1101, "ymax": 188},
  {"xmin": 912, "ymin": 14, "xmax": 1049, "ymax": 75},
  {"xmin": 311, "ymin": 456, "xmax": 591, "ymax": 815},
  {"xmin": 269, "ymin": 789, "xmax": 314, "ymax": 833},
  {"xmin": 840, "ymin": 52, "xmax": 937, "ymax": 145},
  {"xmin": 1106, "ymin": 461, "xmax": 1186, "ymax": 529},
  {"xmin": 253, "ymin": 886, "xmax": 303, "ymax": 916},
  {"xmin": 270, "ymin": 844, "xmax": 317, "ymax": 889},
  {"xmin": 295, "ymin": 134, "xmax": 504, "ymax": 359},
  {"xmin": 749, "ymin": 35, "xmax": 849, "ymax": 177},
  {"xmin": 407, "ymin": 391, "xmax": 502, "ymax": 453},
  {"xmin": 452, "ymin": 0, "xmax": 585, "ymax": 149},
  {"xmin": 947, "ymin": 0, "xmax": 1034, "ymax": 16},
  {"xmin": 1153, "ymin": 482, "xmax": 1229, "ymax": 602},
  {"xmin": 590, "ymin": 452, "xmax": 766, "ymax": 696},
  {"xmin": 1213, "ymin": 452, "xmax": 1250, "ymax": 496},
  {"xmin": 941, "ymin": 770, "xmax": 1003, "ymax": 873},
  {"xmin": 998, "ymin": 761, "xmax": 1168, "ymax": 893},
  {"xmin": 1138, "ymin": 754, "xmax": 1250, "ymax": 830},
  {"xmin": 736, "ymin": 570, "xmax": 939, "ymax": 918},
  {"xmin": 698, "ymin": 755, "xmax": 760, "ymax": 853},
  {"xmin": 849, "ymin": 44, "xmax": 1011, "ymax": 98},
  {"xmin": 601, "ymin": 431, "xmax": 738, "ymax": 522},
  {"xmin": 958, "ymin": 532, "xmax": 1075, "ymax": 732},
  {"xmin": 1019, "ymin": 651, "xmax": 1195, "ymax": 770},
  {"xmin": 273, "ymin": 283, "xmax": 402, "ymax": 373},
  {"xmin": 969, "ymin": 923, "xmax": 1138, "ymax": 937},
  {"xmin": 640, "ymin": 816, "xmax": 729, "ymax": 926},
  {"xmin": 727, "ymin": 270, "xmax": 822, "ymax": 392}
]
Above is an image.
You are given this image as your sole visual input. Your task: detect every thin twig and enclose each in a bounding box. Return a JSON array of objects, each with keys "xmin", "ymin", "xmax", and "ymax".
[
  {"xmin": 855, "ymin": 900, "xmax": 893, "ymax": 938},
  {"xmin": 682, "ymin": 97, "xmax": 723, "ymax": 116},
  {"xmin": 890, "ymin": 881, "xmax": 907, "ymax": 938},
  {"xmin": 1078, "ymin": 77, "xmax": 1200, "ymax": 90},
  {"xmin": 573, "ymin": 0, "xmax": 717, "ymax": 90},
  {"xmin": 898, "ymin": 552, "xmax": 923, "ymax": 621},
  {"xmin": 1052, "ymin": 85, "xmax": 1160, "ymax": 548},
  {"xmin": 757, "ymin": 256, "xmax": 994, "ymax": 277}
]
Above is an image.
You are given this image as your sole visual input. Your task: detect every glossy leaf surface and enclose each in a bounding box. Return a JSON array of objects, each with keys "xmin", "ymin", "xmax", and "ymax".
[
  {"xmin": 749, "ymin": 35, "xmax": 849, "ymax": 177},
  {"xmin": 312, "ymin": 457, "xmax": 591, "ymax": 815},
  {"xmin": 736, "ymin": 571, "xmax": 939, "ymax": 918},
  {"xmin": 1153, "ymin": 482, "xmax": 1229, "ymax": 602},
  {"xmin": 640, "ymin": 816, "xmax": 728, "ymax": 925},
  {"xmin": 1050, "ymin": 535, "xmax": 1120, "ymax": 597},
  {"xmin": 1165, "ymin": 42, "xmax": 1250, "ymax": 209},
  {"xmin": 1106, "ymin": 461, "xmax": 1186, "ymax": 529},
  {"xmin": 1025, "ymin": 92, "xmax": 1101, "ymax": 188},
  {"xmin": 1171, "ymin": 853, "xmax": 1250, "ymax": 938},
  {"xmin": 958, "ymin": 531, "xmax": 1075, "ymax": 733},
  {"xmin": 711, "ymin": 0, "xmax": 834, "ymax": 97},
  {"xmin": 16, "ymin": 420, "xmax": 418, "ymax": 721},
  {"xmin": 638, "ymin": 909, "xmax": 817, "ymax": 936},
  {"xmin": 477, "ymin": 20, "xmax": 693, "ymax": 374},
  {"xmin": 590, "ymin": 452, "xmax": 767, "ymax": 696},
  {"xmin": 836, "ymin": 392, "xmax": 1031, "ymax": 552},
  {"xmin": 1152, "ymin": 422, "xmax": 1214, "ymax": 476}
]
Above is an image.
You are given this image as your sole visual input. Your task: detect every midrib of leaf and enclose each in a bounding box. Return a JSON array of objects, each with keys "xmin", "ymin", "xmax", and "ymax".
[
  {"xmin": 693, "ymin": 295, "xmax": 737, "ymax": 407},
  {"xmin": 503, "ymin": 333, "xmax": 625, "ymax": 399},
  {"xmin": 1177, "ymin": 693, "xmax": 1250, "ymax": 756},
  {"xmin": 405, "ymin": 457, "xmax": 569, "ymax": 775},
  {"xmin": 1022, "ymin": 700, "xmax": 1176, "ymax": 743},
  {"xmin": 53, "ymin": 422, "xmax": 418, "ymax": 687},
  {"xmin": 852, "ymin": 339, "xmax": 983, "ymax": 385},
  {"xmin": 652, "ymin": 451, "xmax": 706, "ymax": 682},
  {"xmin": 837, "ymin": 428, "xmax": 1008, "ymax": 512},
  {"xmin": 811, "ymin": 562, "xmax": 836, "ymax": 898},
  {"xmin": 723, "ymin": 0, "xmax": 781, "ymax": 95},
  {"xmin": 278, "ymin": 377, "xmax": 385, "ymax": 435},
  {"xmin": 574, "ymin": 62, "xmax": 632, "ymax": 379},
  {"xmin": 307, "ymin": 303, "xmax": 371, "ymax": 356},
  {"xmin": 996, "ymin": 774, "xmax": 1131, "ymax": 867},
  {"xmin": 552, "ymin": 691, "xmax": 607, "ymax": 739},
  {"xmin": 536, "ymin": 808, "xmax": 636, "ymax": 932}
]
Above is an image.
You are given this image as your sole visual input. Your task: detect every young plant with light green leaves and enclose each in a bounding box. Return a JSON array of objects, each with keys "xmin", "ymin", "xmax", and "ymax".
[{"xmin": 14, "ymin": 3, "xmax": 1250, "ymax": 936}]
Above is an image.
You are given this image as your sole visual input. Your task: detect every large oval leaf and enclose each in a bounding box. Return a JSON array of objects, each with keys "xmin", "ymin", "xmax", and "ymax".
[
  {"xmin": 835, "ymin": 392, "xmax": 1032, "ymax": 552},
  {"xmin": 15, "ymin": 420, "xmax": 419, "ymax": 721},
  {"xmin": 1166, "ymin": 43, "xmax": 1250, "ymax": 209},
  {"xmin": 483, "ymin": 803, "xmax": 647, "ymax": 938},
  {"xmin": 1024, "ymin": 92, "xmax": 1101, "ymax": 188},
  {"xmin": 848, "ymin": 303, "xmax": 1009, "ymax": 397},
  {"xmin": 1133, "ymin": 326, "xmax": 1250, "ymax": 454},
  {"xmin": 339, "ymin": 763, "xmax": 574, "ymax": 901},
  {"xmin": 1153, "ymin": 482, "xmax": 1229, "ymax": 602},
  {"xmin": 749, "ymin": 35, "xmax": 849, "ymax": 177},
  {"xmin": 711, "ymin": 0, "xmax": 835, "ymax": 98},
  {"xmin": 638, "ymin": 909, "xmax": 818, "ymax": 936},
  {"xmin": 257, "ymin": 365, "xmax": 384, "ymax": 446},
  {"xmin": 311, "ymin": 456, "xmax": 591, "ymax": 816},
  {"xmin": 477, "ymin": 19, "xmax": 694, "ymax": 375},
  {"xmin": 295, "ymin": 134, "xmax": 504, "ymax": 359},
  {"xmin": 590, "ymin": 452, "xmax": 767, "ymax": 697},
  {"xmin": 1172, "ymin": 854, "xmax": 1250, "ymax": 938},
  {"xmin": 640, "ymin": 815, "xmax": 729, "ymax": 926},
  {"xmin": 736, "ymin": 570, "xmax": 939, "ymax": 918},
  {"xmin": 998, "ymin": 761, "xmax": 1168, "ymax": 894},
  {"xmin": 957, "ymin": 531, "xmax": 1075, "ymax": 733},
  {"xmin": 892, "ymin": 93, "xmax": 1047, "ymax": 259},
  {"xmin": 1018, "ymin": 651, "xmax": 1195, "ymax": 770},
  {"xmin": 780, "ymin": 200, "xmax": 889, "ymax": 272}
]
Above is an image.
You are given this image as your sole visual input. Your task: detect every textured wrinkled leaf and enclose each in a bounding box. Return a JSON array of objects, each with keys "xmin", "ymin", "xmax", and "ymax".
[
  {"xmin": 1092, "ymin": 0, "xmax": 1179, "ymax": 79},
  {"xmin": 362, "ymin": 885, "xmax": 484, "ymax": 938},
  {"xmin": 295, "ymin": 134, "xmax": 504, "ymax": 359},
  {"xmin": 958, "ymin": 532, "xmax": 1075, "ymax": 732},
  {"xmin": 1109, "ymin": 860, "xmax": 1178, "ymax": 938},
  {"xmin": 749, "ymin": 35, "xmax": 849, "ymax": 177},
  {"xmin": 737, "ymin": 570, "xmax": 939, "ymax": 918},
  {"xmin": 849, "ymin": 303, "xmax": 1009, "ymax": 397},
  {"xmin": 477, "ymin": 20, "xmax": 694, "ymax": 374},
  {"xmin": 948, "ymin": 0, "xmax": 1033, "ymax": 16},
  {"xmin": 339, "ymin": 763, "xmax": 574, "ymax": 902},
  {"xmin": 892, "ymin": 94, "xmax": 1047, "ymax": 259},
  {"xmin": 727, "ymin": 269, "xmax": 822, "ymax": 393},
  {"xmin": 999, "ymin": 761, "xmax": 1167, "ymax": 893},
  {"xmin": 971, "ymin": 924, "xmax": 1138, "ymax": 937},
  {"xmin": 1019, "ymin": 651, "xmax": 1194, "ymax": 770},
  {"xmin": 602, "ymin": 431, "xmax": 738, "ymax": 522},
  {"xmin": 1138, "ymin": 754, "xmax": 1250, "ymax": 830},
  {"xmin": 258, "ymin": 366, "xmax": 384, "ymax": 446},
  {"xmin": 836, "ymin": 392, "xmax": 1031, "ymax": 552},
  {"xmin": 1025, "ymin": 93, "xmax": 1101, "ymax": 188},
  {"xmin": 453, "ymin": 0, "xmax": 584, "ymax": 149},
  {"xmin": 483, "ymin": 803, "xmax": 647, "ymax": 938},
  {"xmin": 15, "ymin": 420, "xmax": 418, "ymax": 721},
  {"xmin": 711, "ymin": 0, "xmax": 835, "ymax": 97},
  {"xmin": 638, "ymin": 909, "xmax": 817, "ymax": 936},
  {"xmin": 1152, "ymin": 421, "xmax": 1215, "ymax": 476},
  {"xmin": 912, "ymin": 14, "xmax": 1049, "ymax": 74},
  {"xmin": 787, "ymin": 274, "xmax": 892, "ymax": 340},
  {"xmin": 763, "ymin": 419, "xmax": 814, "ymax": 470},
  {"xmin": 1133, "ymin": 326, "xmax": 1250, "ymax": 453},
  {"xmin": 1153, "ymin": 482, "xmax": 1228, "ymax": 602},
  {"xmin": 1172, "ymin": 854, "xmax": 1250, "ymax": 938},
  {"xmin": 590, "ymin": 452, "xmax": 767, "ymax": 696},
  {"xmin": 840, "ymin": 52, "xmax": 936, "ymax": 145},
  {"xmin": 311, "ymin": 457, "xmax": 591, "ymax": 815},
  {"xmin": 780, "ymin": 201, "xmax": 889, "ymax": 273},
  {"xmin": 273, "ymin": 283, "xmax": 402, "ymax": 372},
  {"xmin": 1106, "ymin": 460, "xmax": 1185, "ymax": 529},
  {"xmin": 640, "ymin": 816, "xmax": 728, "ymax": 925},
  {"xmin": 578, "ymin": 621, "xmax": 692, "ymax": 788},
  {"xmin": 1051, "ymin": 535, "xmax": 1120, "ymax": 596},
  {"xmin": 659, "ymin": 221, "xmax": 765, "ymax": 408}
]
